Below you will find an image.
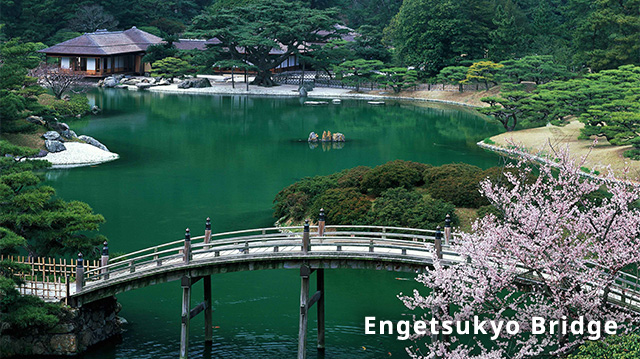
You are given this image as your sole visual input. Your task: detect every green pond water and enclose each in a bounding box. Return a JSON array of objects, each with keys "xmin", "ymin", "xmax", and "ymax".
[{"xmin": 44, "ymin": 89, "xmax": 503, "ymax": 358}]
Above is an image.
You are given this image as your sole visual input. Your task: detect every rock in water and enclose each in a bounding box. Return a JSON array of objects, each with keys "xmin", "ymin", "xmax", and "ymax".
[
  {"xmin": 45, "ymin": 140, "xmax": 66, "ymax": 153},
  {"xmin": 91, "ymin": 105, "xmax": 101, "ymax": 114},
  {"xmin": 78, "ymin": 135, "xmax": 109, "ymax": 152},
  {"xmin": 308, "ymin": 132, "xmax": 319, "ymax": 142},
  {"xmin": 332, "ymin": 133, "xmax": 345, "ymax": 142},
  {"xmin": 178, "ymin": 78, "xmax": 211, "ymax": 89},
  {"xmin": 43, "ymin": 131, "xmax": 62, "ymax": 141},
  {"xmin": 299, "ymin": 87, "xmax": 308, "ymax": 97}
]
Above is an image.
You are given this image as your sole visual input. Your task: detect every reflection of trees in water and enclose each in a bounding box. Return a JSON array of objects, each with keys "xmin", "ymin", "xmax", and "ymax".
[{"xmin": 96, "ymin": 90, "xmax": 503, "ymax": 154}]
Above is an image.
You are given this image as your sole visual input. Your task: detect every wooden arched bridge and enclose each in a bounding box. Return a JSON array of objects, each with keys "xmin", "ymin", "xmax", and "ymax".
[{"xmin": 10, "ymin": 212, "xmax": 640, "ymax": 359}]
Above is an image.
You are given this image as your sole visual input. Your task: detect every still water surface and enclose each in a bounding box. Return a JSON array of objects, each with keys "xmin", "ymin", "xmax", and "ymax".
[{"xmin": 45, "ymin": 89, "xmax": 503, "ymax": 358}]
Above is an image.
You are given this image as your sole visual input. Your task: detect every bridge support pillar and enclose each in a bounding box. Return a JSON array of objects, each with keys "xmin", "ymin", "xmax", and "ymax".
[
  {"xmin": 317, "ymin": 268, "xmax": 325, "ymax": 351},
  {"xmin": 204, "ymin": 275, "xmax": 213, "ymax": 343},
  {"xmin": 180, "ymin": 275, "xmax": 192, "ymax": 359},
  {"xmin": 298, "ymin": 265, "xmax": 310, "ymax": 359}
]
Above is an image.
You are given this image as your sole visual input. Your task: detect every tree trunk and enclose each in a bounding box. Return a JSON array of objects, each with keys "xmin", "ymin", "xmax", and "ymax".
[
  {"xmin": 251, "ymin": 69, "xmax": 276, "ymax": 87},
  {"xmin": 459, "ymin": 83, "xmax": 463, "ymax": 93},
  {"xmin": 231, "ymin": 68, "xmax": 235, "ymax": 89}
]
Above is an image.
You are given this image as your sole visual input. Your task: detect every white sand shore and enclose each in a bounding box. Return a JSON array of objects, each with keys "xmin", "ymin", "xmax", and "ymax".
[
  {"xmin": 143, "ymin": 80, "xmax": 480, "ymax": 107},
  {"xmin": 34, "ymin": 143, "xmax": 119, "ymax": 168}
]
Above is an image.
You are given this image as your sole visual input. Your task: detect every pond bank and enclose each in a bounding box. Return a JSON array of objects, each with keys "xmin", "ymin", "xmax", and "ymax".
[
  {"xmin": 481, "ymin": 121, "xmax": 640, "ymax": 181},
  {"xmin": 33, "ymin": 142, "xmax": 119, "ymax": 168},
  {"xmin": 143, "ymin": 80, "xmax": 490, "ymax": 108}
]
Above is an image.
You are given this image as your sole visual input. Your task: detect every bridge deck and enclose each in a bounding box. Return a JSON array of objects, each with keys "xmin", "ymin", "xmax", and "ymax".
[{"xmin": 11, "ymin": 225, "xmax": 640, "ymax": 312}]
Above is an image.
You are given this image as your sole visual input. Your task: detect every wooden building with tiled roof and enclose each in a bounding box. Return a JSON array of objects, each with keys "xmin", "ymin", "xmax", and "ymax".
[{"xmin": 39, "ymin": 27, "xmax": 163, "ymax": 77}]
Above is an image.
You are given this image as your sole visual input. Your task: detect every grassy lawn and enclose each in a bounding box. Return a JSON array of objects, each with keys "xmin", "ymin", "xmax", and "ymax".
[
  {"xmin": 488, "ymin": 121, "xmax": 640, "ymax": 181},
  {"xmin": 1, "ymin": 129, "xmax": 47, "ymax": 150}
]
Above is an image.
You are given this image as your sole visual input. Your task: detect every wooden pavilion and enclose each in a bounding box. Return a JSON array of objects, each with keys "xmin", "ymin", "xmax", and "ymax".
[{"xmin": 39, "ymin": 27, "xmax": 163, "ymax": 77}]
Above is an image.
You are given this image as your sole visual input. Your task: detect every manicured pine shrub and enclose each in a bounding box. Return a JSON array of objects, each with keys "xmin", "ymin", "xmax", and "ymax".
[
  {"xmin": 310, "ymin": 188, "xmax": 372, "ymax": 224},
  {"xmin": 368, "ymin": 187, "xmax": 457, "ymax": 229},
  {"xmin": 360, "ymin": 160, "xmax": 430, "ymax": 196}
]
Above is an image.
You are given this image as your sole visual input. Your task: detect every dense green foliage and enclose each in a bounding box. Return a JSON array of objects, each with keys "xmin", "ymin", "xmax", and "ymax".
[
  {"xmin": 333, "ymin": 59, "xmax": 383, "ymax": 91},
  {"xmin": 0, "ymin": 40, "xmax": 46, "ymax": 131},
  {"xmin": 190, "ymin": 0, "xmax": 339, "ymax": 86},
  {"xmin": 0, "ymin": 141, "xmax": 106, "ymax": 258},
  {"xmin": 387, "ymin": 0, "xmax": 640, "ymax": 75},
  {"xmin": 150, "ymin": 57, "xmax": 194, "ymax": 80},
  {"xmin": 478, "ymin": 65, "xmax": 640, "ymax": 135},
  {"xmin": 376, "ymin": 67, "xmax": 419, "ymax": 93},
  {"xmin": 369, "ymin": 187, "xmax": 456, "ymax": 229},
  {"xmin": 567, "ymin": 334, "xmax": 640, "ymax": 359},
  {"xmin": 423, "ymin": 163, "xmax": 487, "ymax": 208},
  {"xmin": 360, "ymin": 160, "xmax": 427, "ymax": 196},
  {"xmin": 273, "ymin": 160, "xmax": 532, "ymax": 230},
  {"xmin": 0, "ymin": 141, "xmax": 106, "ymax": 335}
]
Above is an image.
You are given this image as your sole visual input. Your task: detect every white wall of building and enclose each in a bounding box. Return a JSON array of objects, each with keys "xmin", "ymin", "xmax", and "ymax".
[{"xmin": 87, "ymin": 58, "xmax": 96, "ymax": 71}]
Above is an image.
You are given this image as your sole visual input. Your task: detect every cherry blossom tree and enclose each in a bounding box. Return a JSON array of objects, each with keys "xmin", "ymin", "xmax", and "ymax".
[{"xmin": 400, "ymin": 148, "xmax": 640, "ymax": 359}]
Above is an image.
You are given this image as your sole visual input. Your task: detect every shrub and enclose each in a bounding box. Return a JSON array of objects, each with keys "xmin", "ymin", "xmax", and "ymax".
[
  {"xmin": 361, "ymin": 160, "xmax": 430, "ymax": 196},
  {"xmin": 483, "ymin": 138, "xmax": 495, "ymax": 144},
  {"xmin": 337, "ymin": 166, "xmax": 371, "ymax": 188},
  {"xmin": 423, "ymin": 163, "xmax": 486, "ymax": 208},
  {"xmin": 567, "ymin": 334, "xmax": 640, "ymax": 359},
  {"xmin": 310, "ymin": 188, "xmax": 371, "ymax": 224},
  {"xmin": 273, "ymin": 174, "xmax": 339, "ymax": 221},
  {"xmin": 37, "ymin": 93, "xmax": 90, "ymax": 118},
  {"xmin": 369, "ymin": 187, "xmax": 457, "ymax": 229}
]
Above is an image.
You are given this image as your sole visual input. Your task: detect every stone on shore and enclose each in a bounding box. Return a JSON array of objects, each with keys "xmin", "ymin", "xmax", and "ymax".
[
  {"xmin": 27, "ymin": 115, "xmax": 45, "ymax": 126},
  {"xmin": 45, "ymin": 140, "xmax": 66, "ymax": 153},
  {"xmin": 78, "ymin": 135, "xmax": 109, "ymax": 152},
  {"xmin": 43, "ymin": 131, "xmax": 62, "ymax": 141},
  {"xmin": 50, "ymin": 122, "xmax": 69, "ymax": 132},
  {"xmin": 308, "ymin": 132, "xmax": 318, "ymax": 142},
  {"xmin": 103, "ymin": 77, "xmax": 118, "ymax": 88},
  {"xmin": 60, "ymin": 129, "xmax": 77, "ymax": 140},
  {"xmin": 332, "ymin": 132, "xmax": 345, "ymax": 142},
  {"xmin": 178, "ymin": 78, "xmax": 211, "ymax": 89}
]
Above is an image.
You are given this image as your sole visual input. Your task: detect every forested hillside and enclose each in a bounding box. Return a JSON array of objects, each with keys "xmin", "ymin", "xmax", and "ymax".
[{"xmin": 2, "ymin": 0, "xmax": 638, "ymax": 75}]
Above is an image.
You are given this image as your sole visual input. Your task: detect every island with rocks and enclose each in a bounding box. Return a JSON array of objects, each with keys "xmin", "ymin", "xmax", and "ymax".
[{"xmin": 27, "ymin": 117, "xmax": 119, "ymax": 167}]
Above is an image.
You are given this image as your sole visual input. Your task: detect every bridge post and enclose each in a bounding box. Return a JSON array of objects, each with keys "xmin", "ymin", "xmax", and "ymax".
[
  {"xmin": 184, "ymin": 228, "xmax": 191, "ymax": 264},
  {"xmin": 318, "ymin": 208, "xmax": 325, "ymax": 238},
  {"xmin": 317, "ymin": 268, "xmax": 325, "ymax": 351},
  {"xmin": 298, "ymin": 220, "xmax": 310, "ymax": 359},
  {"xmin": 302, "ymin": 219, "xmax": 310, "ymax": 253},
  {"xmin": 204, "ymin": 276, "xmax": 213, "ymax": 343},
  {"xmin": 101, "ymin": 241, "xmax": 109, "ymax": 280},
  {"xmin": 435, "ymin": 226, "xmax": 443, "ymax": 260},
  {"xmin": 75, "ymin": 252, "xmax": 84, "ymax": 293},
  {"xmin": 204, "ymin": 218, "xmax": 211, "ymax": 250},
  {"xmin": 180, "ymin": 275, "xmax": 192, "ymax": 359},
  {"xmin": 444, "ymin": 214, "xmax": 451, "ymax": 245}
]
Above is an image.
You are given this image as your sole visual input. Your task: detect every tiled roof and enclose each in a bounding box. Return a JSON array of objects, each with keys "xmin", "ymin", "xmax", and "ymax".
[
  {"xmin": 40, "ymin": 27, "xmax": 163, "ymax": 56},
  {"xmin": 174, "ymin": 38, "xmax": 222, "ymax": 51}
]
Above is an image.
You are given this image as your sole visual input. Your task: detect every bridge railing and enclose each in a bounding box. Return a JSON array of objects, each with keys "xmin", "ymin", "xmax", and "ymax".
[{"xmin": 81, "ymin": 224, "xmax": 444, "ymax": 286}]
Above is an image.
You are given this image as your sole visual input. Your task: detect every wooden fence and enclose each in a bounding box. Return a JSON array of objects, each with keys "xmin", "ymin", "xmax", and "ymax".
[
  {"xmin": 0, "ymin": 255, "xmax": 99, "ymax": 302},
  {"xmin": 271, "ymin": 70, "xmax": 488, "ymax": 92}
]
